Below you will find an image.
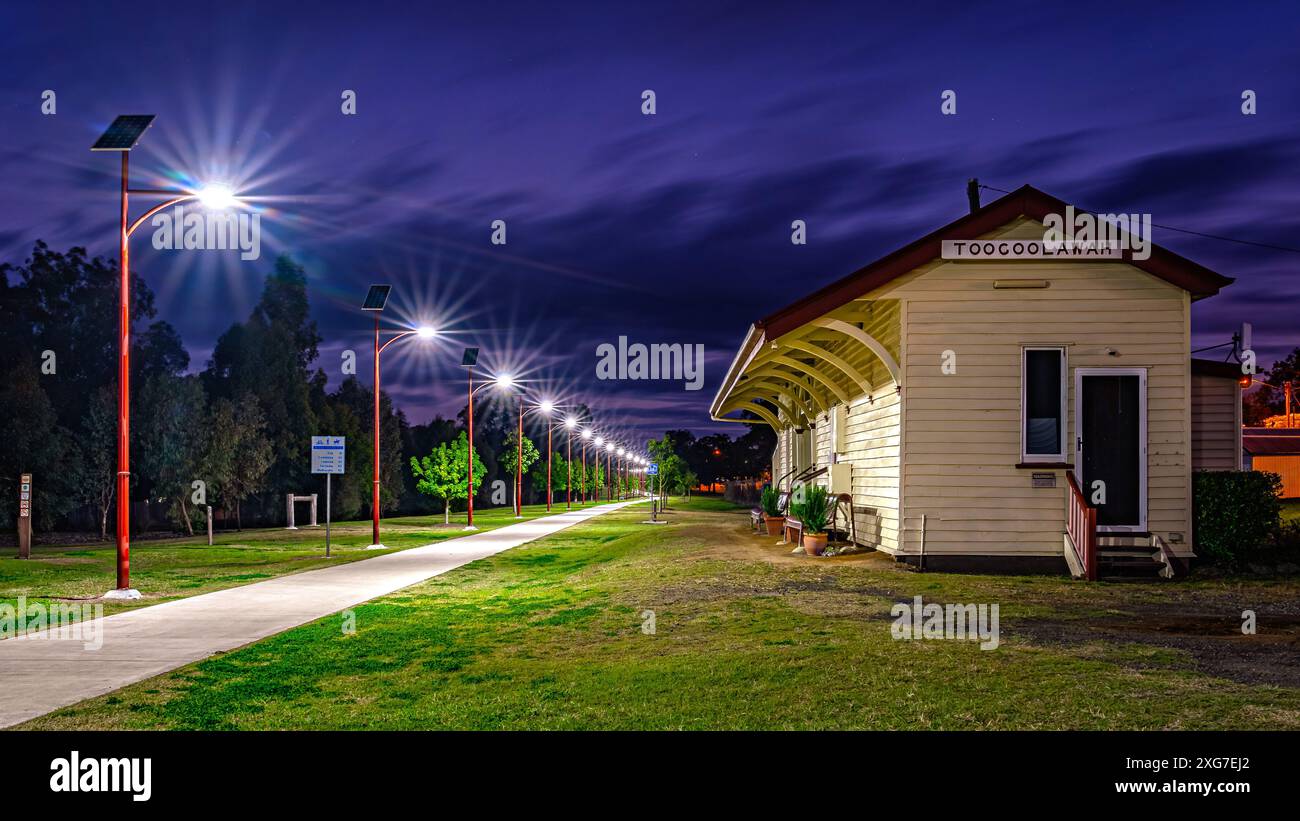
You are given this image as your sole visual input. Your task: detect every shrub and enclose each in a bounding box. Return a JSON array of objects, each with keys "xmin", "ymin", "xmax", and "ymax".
[
  {"xmin": 760, "ymin": 484, "xmax": 782, "ymax": 517},
  {"xmin": 798, "ymin": 485, "xmax": 832, "ymax": 534},
  {"xmin": 1192, "ymin": 470, "xmax": 1282, "ymax": 565}
]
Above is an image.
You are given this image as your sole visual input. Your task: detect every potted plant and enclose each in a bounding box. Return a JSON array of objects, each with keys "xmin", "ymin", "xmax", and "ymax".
[
  {"xmin": 799, "ymin": 486, "xmax": 831, "ymax": 556},
  {"xmin": 760, "ymin": 484, "xmax": 784, "ymax": 535}
]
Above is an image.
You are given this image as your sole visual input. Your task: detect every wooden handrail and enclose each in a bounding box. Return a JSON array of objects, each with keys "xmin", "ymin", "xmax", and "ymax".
[{"xmin": 1065, "ymin": 473, "xmax": 1098, "ymax": 581}]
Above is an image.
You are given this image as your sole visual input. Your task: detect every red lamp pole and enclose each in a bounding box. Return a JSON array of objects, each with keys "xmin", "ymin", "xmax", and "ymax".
[
  {"xmin": 566, "ymin": 428, "xmax": 572, "ymax": 510},
  {"xmin": 368, "ymin": 324, "xmax": 428, "ymax": 547},
  {"xmin": 546, "ymin": 422, "xmax": 553, "ymax": 512},
  {"xmin": 372, "ymin": 314, "xmax": 382, "ymax": 547},
  {"xmin": 466, "ymin": 366, "xmax": 475, "ymax": 528},
  {"xmin": 116, "ymin": 153, "xmax": 131, "ymax": 590},
  {"xmin": 102, "ymin": 141, "xmax": 216, "ymax": 596},
  {"xmin": 515, "ymin": 397, "xmax": 524, "ymax": 518},
  {"xmin": 582, "ymin": 440, "xmax": 587, "ymax": 505}
]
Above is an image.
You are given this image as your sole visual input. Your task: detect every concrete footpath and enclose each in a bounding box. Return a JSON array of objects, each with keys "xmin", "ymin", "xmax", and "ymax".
[{"xmin": 0, "ymin": 500, "xmax": 645, "ymax": 728}]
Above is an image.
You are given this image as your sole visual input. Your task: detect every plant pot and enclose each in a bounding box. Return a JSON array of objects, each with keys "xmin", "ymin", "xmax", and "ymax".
[
  {"xmin": 764, "ymin": 515, "xmax": 785, "ymax": 536},
  {"xmin": 803, "ymin": 532, "xmax": 828, "ymax": 556}
]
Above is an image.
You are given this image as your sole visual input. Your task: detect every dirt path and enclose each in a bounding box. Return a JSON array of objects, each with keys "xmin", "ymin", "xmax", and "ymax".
[{"xmin": 672, "ymin": 509, "xmax": 1300, "ymax": 688}]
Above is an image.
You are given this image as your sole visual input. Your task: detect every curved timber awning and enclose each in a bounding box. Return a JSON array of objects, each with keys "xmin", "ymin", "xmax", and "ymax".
[{"xmin": 710, "ymin": 304, "xmax": 901, "ymax": 430}]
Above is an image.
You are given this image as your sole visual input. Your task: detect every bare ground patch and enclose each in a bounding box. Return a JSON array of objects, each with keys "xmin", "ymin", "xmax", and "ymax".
[{"xmin": 648, "ymin": 514, "xmax": 1300, "ymax": 688}]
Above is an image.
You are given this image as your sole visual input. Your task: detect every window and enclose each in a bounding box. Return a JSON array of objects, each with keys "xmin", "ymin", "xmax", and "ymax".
[{"xmin": 1022, "ymin": 347, "xmax": 1066, "ymax": 462}]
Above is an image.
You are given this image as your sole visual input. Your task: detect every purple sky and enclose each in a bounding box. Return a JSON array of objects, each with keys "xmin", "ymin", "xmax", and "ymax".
[{"xmin": 2, "ymin": 1, "xmax": 1297, "ymax": 438}]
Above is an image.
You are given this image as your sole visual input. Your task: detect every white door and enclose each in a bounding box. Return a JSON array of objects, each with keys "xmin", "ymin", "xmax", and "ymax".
[{"xmin": 1073, "ymin": 368, "xmax": 1147, "ymax": 533}]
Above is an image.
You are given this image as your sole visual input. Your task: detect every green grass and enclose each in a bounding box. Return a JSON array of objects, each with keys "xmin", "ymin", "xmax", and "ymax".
[
  {"xmin": 0, "ymin": 503, "xmax": 593, "ymax": 618},
  {"xmin": 19, "ymin": 506, "xmax": 1300, "ymax": 731},
  {"xmin": 659, "ymin": 495, "xmax": 749, "ymax": 513},
  {"xmin": 1282, "ymin": 500, "xmax": 1300, "ymax": 524}
]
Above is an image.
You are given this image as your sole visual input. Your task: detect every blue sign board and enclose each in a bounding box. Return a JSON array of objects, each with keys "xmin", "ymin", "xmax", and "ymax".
[
  {"xmin": 311, "ymin": 436, "xmax": 346, "ymax": 474},
  {"xmin": 646, "ymin": 463, "xmax": 659, "ymax": 476}
]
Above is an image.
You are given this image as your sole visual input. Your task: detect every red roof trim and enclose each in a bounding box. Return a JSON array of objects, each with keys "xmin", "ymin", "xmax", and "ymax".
[{"xmin": 761, "ymin": 185, "xmax": 1235, "ymax": 340}]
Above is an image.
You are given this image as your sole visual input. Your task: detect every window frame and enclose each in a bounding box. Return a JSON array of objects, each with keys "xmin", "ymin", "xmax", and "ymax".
[{"xmin": 1020, "ymin": 345, "xmax": 1068, "ymax": 463}]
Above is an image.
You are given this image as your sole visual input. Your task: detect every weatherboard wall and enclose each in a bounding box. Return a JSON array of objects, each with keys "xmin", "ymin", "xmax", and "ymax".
[{"xmin": 869, "ymin": 218, "xmax": 1195, "ymax": 559}]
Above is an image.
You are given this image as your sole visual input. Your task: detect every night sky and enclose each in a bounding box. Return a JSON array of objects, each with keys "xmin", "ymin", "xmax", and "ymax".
[{"xmin": 2, "ymin": 1, "xmax": 1297, "ymax": 440}]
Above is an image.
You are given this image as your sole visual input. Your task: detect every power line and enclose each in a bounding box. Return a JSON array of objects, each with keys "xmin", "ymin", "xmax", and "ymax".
[{"xmin": 978, "ymin": 184, "xmax": 1300, "ymax": 255}]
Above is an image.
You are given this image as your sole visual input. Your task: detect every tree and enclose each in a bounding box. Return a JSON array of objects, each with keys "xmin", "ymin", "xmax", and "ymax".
[
  {"xmin": 326, "ymin": 376, "xmax": 405, "ymax": 518},
  {"xmin": 1244, "ymin": 346, "xmax": 1300, "ymax": 425},
  {"xmin": 531, "ymin": 452, "xmax": 575, "ymax": 502},
  {"xmin": 401, "ymin": 415, "xmax": 460, "ymax": 511},
  {"xmin": 648, "ymin": 434, "xmax": 692, "ymax": 507},
  {"xmin": 204, "ymin": 256, "xmax": 322, "ymax": 503},
  {"xmin": 0, "ymin": 357, "xmax": 77, "ymax": 530},
  {"xmin": 499, "ymin": 431, "xmax": 539, "ymax": 507},
  {"xmin": 201, "ymin": 395, "xmax": 273, "ymax": 529},
  {"xmin": 309, "ymin": 383, "xmax": 367, "ymax": 520},
  {"xmin": 0, "ymin": 242, "xmax": 159, "ymax": 532},
  {"xmin": 587, "ymin": 462, "xmax": 605, "ymax": 498},
  {"xmin": 0, "ymin": 242, "xmax": 157, "ymax": 436},
  {"xmin": 134, "ymin": 374, "xmax": 206, "ymax": 534},
  {"xmin": 410, "ymin": 432, "xmax": 486, "ymax": 523},
  {"xmin": 77, "ymin": 387, "xmax": 117, "ymax": 540}
]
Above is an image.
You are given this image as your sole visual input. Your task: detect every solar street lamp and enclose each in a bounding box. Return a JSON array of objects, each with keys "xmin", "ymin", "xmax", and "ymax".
[
  {"xmin": 605, "ymin": 441, "xmax": 615, "ymax": 502},
  {"xmin": 511, "ymin": 394, "xmax": 555, "ymax": 517},
  {"xmin": 616, "ymin": 447, "xmax": 626, "ymax": 500},
  {"xmin": 581, "ymin": 428, "xmax": 594, "ymax": 504},
  {"xmin": 539, "ymin": 401, "xmax": 555, "ymax": 512},
  {"xmin": 92, "ymin": 115, "xmax": 241, "ymax": 598},
  {"xmin": 564, "ymin": 416, "xmax": 577, "ymax": 509},
  {"xmin": 361, "ymin": 284, "xmax": 436, "ymax": 548},
  {"xmin": 461, "ymin": 347, "xmax": 487, "ymax": 530}
]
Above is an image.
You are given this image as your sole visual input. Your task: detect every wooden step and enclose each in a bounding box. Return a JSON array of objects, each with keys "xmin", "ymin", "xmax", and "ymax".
[
  {"xmin": 1098, "ymin": 549, "xmax": 1160, "ymax": 560},
  {"xmin": 1098, "ymin": 547, "xmax": 1164, "ymax": 578}
]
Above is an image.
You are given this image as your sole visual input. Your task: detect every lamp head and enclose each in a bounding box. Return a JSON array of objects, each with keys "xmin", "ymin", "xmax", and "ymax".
[
  {"xmin": 539, "ymin": 400, "xmax": 554, "ymax": 415},
  {"xmin": 582, "ymin": 429, "xmax": 593, "ymax": 440},
  {"xmin": 594, "ymin": 436, "xmax": 604, "ymax": 446},
  {"xmin": 616, "ymin": 447, "xmax": 625, "ymax": 457},
  {"xmin": 415, "ymin": 325, "xmax": 436, "ymax": 340},
  {"xmin": 605, "ymin": 442, "xmax": 615, "ymax": 452},
  {"xmin": 564, "ymin": 416, "xmax": 577, "ymax": 429},
  {"xmin": 494, "ymin": 374, "xmax": 514, "ymax": 390},
  {"xmin": 195, "ymin": 183, "xmax": 237, "ymax": 210}
]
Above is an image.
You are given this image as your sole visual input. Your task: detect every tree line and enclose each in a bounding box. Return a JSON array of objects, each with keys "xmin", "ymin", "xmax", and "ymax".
[{"xmin": 1, "ymin": 242, "xmax": 774, "ymax": 538}]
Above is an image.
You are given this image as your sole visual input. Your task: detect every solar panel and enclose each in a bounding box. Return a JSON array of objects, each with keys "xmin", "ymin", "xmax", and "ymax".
[
  {"xmin": 461, "ymin": 347, "xmax": 480, "ymax": 367},
  {"xmin": 91, "ymin": 115, "xmax": 156, "ymax": 151},
  {"xmin": 361, "ymin": 284, "xmax": 391, "ymax": 311}
]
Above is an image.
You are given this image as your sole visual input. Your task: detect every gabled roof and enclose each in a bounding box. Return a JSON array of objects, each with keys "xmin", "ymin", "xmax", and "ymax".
[
  {"xmin": 1191, "ymin": 358, "xmax": 1244, "ymax": 380},
  {"xmin": 759, "ymin": 185, "xmax": 1235, "ymax": 340},
  {"xmin": 1243, "ymin": 429, "xmax": 1300, "ymax": 456}
]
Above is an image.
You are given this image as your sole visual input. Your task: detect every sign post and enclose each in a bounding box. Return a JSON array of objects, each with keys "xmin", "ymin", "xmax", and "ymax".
[
  {"xmin": 642, "ymin": 463, "xmax": 666, "ymax": 525},
  {"xmin": 17, "ymin": 474, "xmax": 32, "ymax": 559},
  {"xmin": 311, "ymin": 436, "xmax": 346, "ymax": 557}
]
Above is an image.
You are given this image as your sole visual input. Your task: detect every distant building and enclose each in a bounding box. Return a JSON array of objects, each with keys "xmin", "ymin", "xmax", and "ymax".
[{"xmin": 1243, "ymin": 428, "xmax": 1300, "ymax": 499}]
